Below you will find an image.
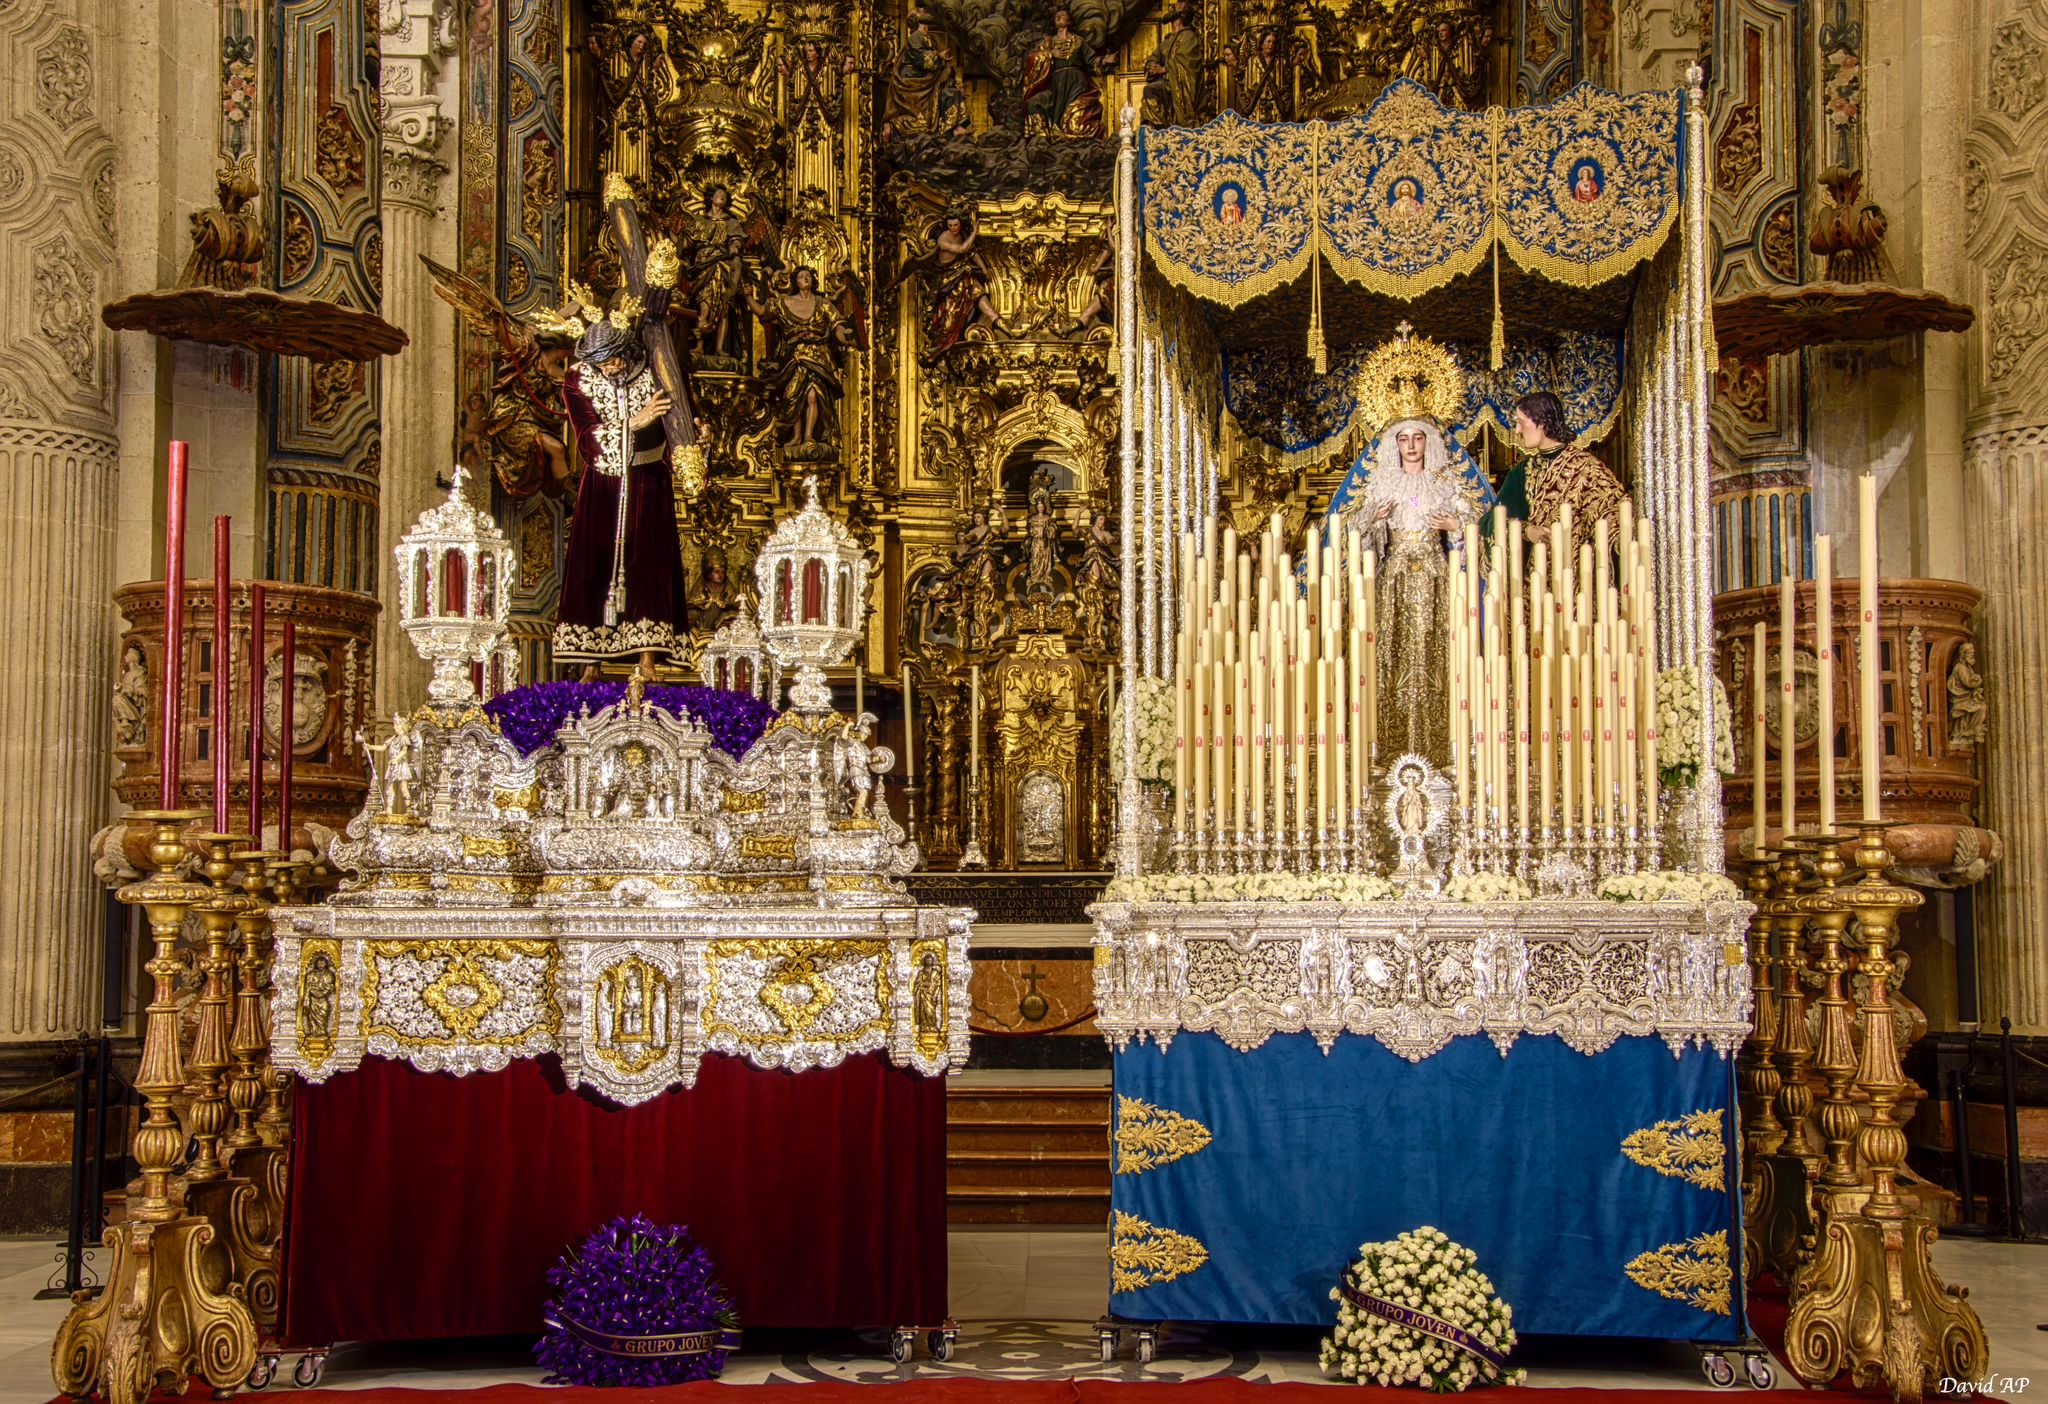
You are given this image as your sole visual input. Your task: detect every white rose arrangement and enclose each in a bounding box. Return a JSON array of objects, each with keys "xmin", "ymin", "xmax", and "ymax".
[
  {"xmin": 1103, "ymin": 871, "xmax": 1398, "ymax": 903},
  {"xmin": 1596, "ymin": 870, "xmax": 1743, "ymax": 903},
  {"xmin": 1109, "ymin": 677, "xmax": 1177, "ymax": 788},
  {"xmin": 1439, "ymin": 872, "xmax": 1533, "ymax": 903},
  {"xmin": 1655, "ymin": 665, "xmax": 1737, "ymax": 791},
  {"xmin": 1320, "ymin": 1226, "xmax": 1526, "ymax": 1391}
]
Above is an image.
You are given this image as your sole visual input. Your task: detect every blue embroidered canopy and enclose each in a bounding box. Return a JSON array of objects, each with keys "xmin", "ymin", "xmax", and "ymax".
[
  {"xmin": 1221, "ymin": 331, "xmax": 1624, "ymax": 461},
  {"xmin": 1139, "ymin": 80, "xmax": 1684, "ymax": 309}
]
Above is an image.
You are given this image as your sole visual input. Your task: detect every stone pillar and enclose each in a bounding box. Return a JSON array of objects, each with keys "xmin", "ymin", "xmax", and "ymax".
[
  {"xmin": 1961, "ymin": 0, "xmax": 2048, "ymax": 1035},
  {"xmin": 0, "ymin": 3, "xmax": 120, "ymax": 1042},
  {"xmin": 377, "ymin": 0, "xmax": 456, "ymax": 714}
]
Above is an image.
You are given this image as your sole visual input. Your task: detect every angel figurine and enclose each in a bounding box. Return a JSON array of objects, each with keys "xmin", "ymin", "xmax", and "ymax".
[{"xmin": 425, "ymin": 255, "xmax": 574, "ymax": 499}]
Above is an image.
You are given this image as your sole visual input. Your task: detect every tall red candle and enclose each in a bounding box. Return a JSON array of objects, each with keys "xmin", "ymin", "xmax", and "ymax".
[
  {"xmin": 278, "ymin": 619, "xmax": 295, "ymax": 855},
  {"xmin": 247, "ymin": 584, "xmax": 266, "ymax": 843},
  {"xmin": 159, "ymin": 442, "xmax": 189, "ymax": 809},
  {"xmin": 212, "ymin": 516, "xmax": 232, "ymax": 833}
]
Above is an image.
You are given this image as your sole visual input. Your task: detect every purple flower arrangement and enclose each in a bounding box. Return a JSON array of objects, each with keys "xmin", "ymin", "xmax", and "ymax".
[
  {"xmin": 483, "ymin": 680, "xmax": 777, "ymax": 758},
  {"xmin": 536, "ymin": 1214, "xmax": 740, "ymax": 1387}
]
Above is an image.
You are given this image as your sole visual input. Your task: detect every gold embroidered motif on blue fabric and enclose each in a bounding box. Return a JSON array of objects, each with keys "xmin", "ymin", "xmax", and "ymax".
[
  {"xmin": 1141, "ymin": 113, "xmax": 1317, "ymax": 307},
  {"xmin": 1494, "ymin": 84, "xmax": 1681, "ymax": 287},
  {"xmin": 1621, "ymin": 1109, "xmax": 1727, "ymax": 1192},
  {"xmin": 1625, "ymin": 1230, "xmax": 1732, "ymax": 1316},
  {"xmin": 1115, "ymin": 1095, "xmax": 1214, "ymax": 1176},
  {"xmin": 1138, "ymin": 83, "xmax": 1681, "ymax": 306},
  {"xmin": 1319, "ymin": 82, "xmax": 1492, "ymax": 297},
  {"xmin": 1110, "ymin": 1210, "xmax": 1210, "ymax": 1292}
]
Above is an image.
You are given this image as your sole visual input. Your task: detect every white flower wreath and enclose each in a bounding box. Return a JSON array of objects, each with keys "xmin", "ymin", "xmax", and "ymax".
[
  {"xmin": 1109, "ymin": 677, "xmax": 1177, "ymax": 787},
  {"xmin": 1655, "ymin": 665, "xmax": 1737, "ymax": 791},
  {"xmin": 1321, "ymin": 1226, "xmax": 1526, "ymax": 1391}
]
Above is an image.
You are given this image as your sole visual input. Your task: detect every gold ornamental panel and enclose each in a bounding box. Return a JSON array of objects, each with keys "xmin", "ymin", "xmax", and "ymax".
[
  {"xmin": 361, "ymin": 939, "xmax": 563, "ymax": 1050},
  {"xmin": 702, "ymin": 938, "xmax": 891, "ymax": 1049}
]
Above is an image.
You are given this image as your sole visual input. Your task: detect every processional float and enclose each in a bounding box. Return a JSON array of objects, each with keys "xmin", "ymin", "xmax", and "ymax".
[
  {"xmin": 54, "ymin": 471, "xmax": 972, "ymax": 1401},
  {"xmin": 1091, "ymin": 70, "xmax": 1985, "ymax": 1399}
]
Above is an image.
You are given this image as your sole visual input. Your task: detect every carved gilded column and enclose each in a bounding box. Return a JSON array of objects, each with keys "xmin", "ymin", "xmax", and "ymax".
[
  {"xmin": 0, "ymin": 3, "xmax": 119, "ymax": 1041},
  {"xmin": 1962, "ymin": 1, "xmax": 2048, "ymax": 1036},
  {"xmin": 377, "ymin": 0, "xmax": 456, "ymax": 712}
]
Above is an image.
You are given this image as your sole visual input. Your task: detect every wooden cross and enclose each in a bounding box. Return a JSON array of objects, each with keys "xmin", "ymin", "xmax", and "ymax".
[{"xmin": 603, "ymin": 175, "xmax": 700, "ymax": 449}]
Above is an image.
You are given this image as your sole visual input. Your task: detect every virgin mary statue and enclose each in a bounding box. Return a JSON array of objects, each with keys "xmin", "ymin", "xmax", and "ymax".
[{"xmin": 1325, "ymin": 332, "xmax": 1494, "ymax": 771}]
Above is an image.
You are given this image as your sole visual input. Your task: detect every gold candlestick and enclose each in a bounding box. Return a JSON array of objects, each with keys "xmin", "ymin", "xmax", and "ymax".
[
  {"xmin": 183, "ymin": 831, "xmax": 252, "ymax": 1185},
  {"xmin": 54, "ymin": 810, "xmax": 258, "ymax": 1404},
  {"xmin": 1785, "ymin": 821, "xmax": 1987, "ymax": 1401},
  {"xmin": 1738, "ymin": 851, "xmax": 1784, "ymax": 1158},
  {"xmin": 1796, "ymin": 833, "xmax": 1862, "ymax": 1191},
  {"xmin": 1743, "ymin": 842, "xmax": 1820, "ymax": 1288}
]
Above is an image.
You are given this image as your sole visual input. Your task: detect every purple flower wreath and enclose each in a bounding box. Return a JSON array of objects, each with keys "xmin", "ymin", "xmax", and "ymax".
[
  {"xmin": 536, "ymin": 1214, "xmax": 740, "ymax": 1387},
  {"xmin": 483, "ymin": 680, "xmax": 778, "ymax": 759}
]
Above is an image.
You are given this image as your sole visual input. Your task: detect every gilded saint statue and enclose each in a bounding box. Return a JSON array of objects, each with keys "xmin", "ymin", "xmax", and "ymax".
[
  {"xmin": 746, "ymin": 266, "xmax": 858, "ymax": 459},
  {"xmin": 1498, "ymin": 391, "xmax": 1628, "ymax": 557},
  {"xmin": 1023, "ymin": 6, "xmax": 1108, "ymax": 137},
  {"xmin": 884, "ymin": 7, "xmax": 969, "ymax": 139},
  {"xmin": 1141, "ymin": 4, "xmax": 1205, "ymax": 127},
  {"xmin": 1223, "ymin": 25, "xmax": 1303, "ymax": 123},
  {"xmin": 685, "ymin": 185, "xmax": 749, "ymax": 364}
]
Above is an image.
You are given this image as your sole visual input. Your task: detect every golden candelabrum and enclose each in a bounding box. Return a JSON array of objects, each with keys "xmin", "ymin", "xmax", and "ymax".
[
  {"xmin": 1742, "ymin": 841, "xmax": 1818, "ymax": 1286},
  {"xmin": 51, "ymin": 814, "xmax": 296, "ymax": 1402},
  {"xmin": 1782, "ymin": 821, "xmax": 1988, "ymax": 1401},
  {"xmin": 1735, "ymin": 814, "xmax": 1991, "ymax": 1402}
]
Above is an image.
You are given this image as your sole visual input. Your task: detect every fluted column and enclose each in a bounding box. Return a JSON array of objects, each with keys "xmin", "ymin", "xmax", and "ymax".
[
  {"xmin": 1965, "ymin": 426, "xmax": 2048, "ymax": 1034},
  {"xmin": 1960, "ymin": 0, "xmax": 2048, "ymax": 1035},
  {"xmin": 377, "ymin": 0, "xmax": 456, "ymax": 713},
  {"xmin": 0, "ymin": 2, "xmax": 119, "ymax": 1040}
]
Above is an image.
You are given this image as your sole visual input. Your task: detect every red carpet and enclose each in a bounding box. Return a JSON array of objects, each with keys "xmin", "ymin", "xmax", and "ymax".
[{"xmin": 221, "ymin": 1384, "xmax": 1854, "ymax": 1401}]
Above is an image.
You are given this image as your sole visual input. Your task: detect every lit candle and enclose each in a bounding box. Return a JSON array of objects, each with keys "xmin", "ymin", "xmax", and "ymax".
[
  {"xmin": 212, "ymin": 515, "xmax": 232, "ymax": 834},
  {"xmin": 159, "ymin": 442, "xmax": 190, "ymax": 810},
  {"xmin": 1750, "ymin": 619, "xmax": 1766, "ymax": 851},
  {"xmin": 1858, "ymin": 473, "xmax": 1881, "ymax": 820},
  {"xmin": 1814, "ymin": 534, "xmax": 1835, "ymax": 832},
  {"xmin": 247, "ymin": 584, "xmax": 265, "ymax": 843},
  {"xmin": 1779, "ymin": 560, "xmax": 1796, "ymax": 835},
  {"xmin": 1559, "ymin": 646, "xmax": 1576, "ymax": 830},
  {"xmin": 278, "ymin": 618, "xmax": 295, "ymax": 855},
  {"xmin": 855, "ymin": 662, "xmax": 864, "ymax": 717}
]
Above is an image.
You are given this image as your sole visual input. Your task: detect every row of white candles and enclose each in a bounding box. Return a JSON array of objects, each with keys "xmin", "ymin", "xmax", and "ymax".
[
  {"xmin": 1746, "ymin": 472, "xmax": 1885, "ymax": 848},
  {"xmin": 1170, "ymin": 500, "xmax": 1664, "ymax": 865}
]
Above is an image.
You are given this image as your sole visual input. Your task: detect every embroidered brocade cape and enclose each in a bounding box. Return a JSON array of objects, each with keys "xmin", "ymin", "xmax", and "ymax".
[{"xmin": 1521, "ymin": 444, "xmax": 1627, "ymax": 557}]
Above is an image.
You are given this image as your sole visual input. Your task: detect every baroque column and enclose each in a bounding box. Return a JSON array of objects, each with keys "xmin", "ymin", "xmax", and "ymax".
[
  {"xmin": 377, "ymin": 0, "xmax": 456, "ymax": 712},
  {"xmin": 1962, "ymin": 0, "xmax": 2048, "ymax": 1034},
  {"xmin": 0, "ymin": 3, "xmax": 120, "ymax": 1042}
]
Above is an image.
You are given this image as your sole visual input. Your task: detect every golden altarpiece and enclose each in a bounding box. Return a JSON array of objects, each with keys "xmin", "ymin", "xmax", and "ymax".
[{"xmin": 451, "ymin": 0, "xmax": 1503, "ymax": 871}]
